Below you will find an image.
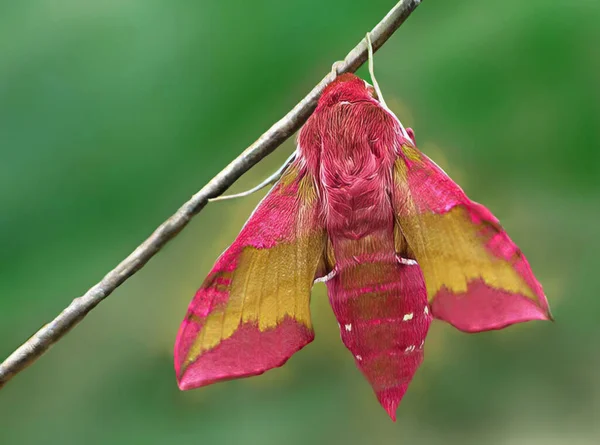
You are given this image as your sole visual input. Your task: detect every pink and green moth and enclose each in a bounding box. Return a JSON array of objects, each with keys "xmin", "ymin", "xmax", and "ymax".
[{"xmin": 174, "ymin": 72, "xmax": 552, "ymax": 421}]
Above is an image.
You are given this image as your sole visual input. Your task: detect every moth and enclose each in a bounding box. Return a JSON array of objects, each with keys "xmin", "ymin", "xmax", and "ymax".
[{"xmin": 174, "ymin": 72, "xmax": 551, "ymax": 420}]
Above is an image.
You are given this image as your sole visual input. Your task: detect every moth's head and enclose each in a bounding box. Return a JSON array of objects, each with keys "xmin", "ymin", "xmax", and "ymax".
[{"xmin": 318, "ymin": 73, "xmax": 377, "ymax": 108}]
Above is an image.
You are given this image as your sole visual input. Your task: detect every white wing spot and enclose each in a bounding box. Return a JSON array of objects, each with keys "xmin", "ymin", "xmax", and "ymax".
[
  {"xmin": 355, "ymin": 355, "xmax": 363, "ymax": 361},
  {"xmin": 419, "ymin": 340, "xmax": 425, "ymax": 349},
  {"xmin": 404, "ymin": 345, "xmax": 415, "ymax": 353},
  {"xmin": 402, "ymin": 312, "xmax": 414, "ymax": 322},
  {"xmin": 345, "ymin": 323, "xmax": 352, "ymax": 332},
  {"xmin": 424, "ymin": 306, "xmax": 429, "ymax": 315}
]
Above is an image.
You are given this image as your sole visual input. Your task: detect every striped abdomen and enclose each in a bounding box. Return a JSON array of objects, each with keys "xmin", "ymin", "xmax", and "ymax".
[{"xmin": 325, "ymin": 224, "xmax": 431, "ymax": 419}]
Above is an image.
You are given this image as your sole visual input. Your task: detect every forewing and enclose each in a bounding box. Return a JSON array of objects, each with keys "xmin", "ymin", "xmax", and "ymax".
[
  {"xmin": 392, "ymin": 140, "xmax": 551, "ymax": 332},
  {"xmin": 175, "ymin": 161, "xmax": 326, "ymax": 389}
]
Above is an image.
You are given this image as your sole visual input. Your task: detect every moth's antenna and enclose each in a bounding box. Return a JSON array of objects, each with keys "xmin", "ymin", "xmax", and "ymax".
[
  {"xmin": 366, "ymin": 32, "xmax": 413, "ymax": 144},
  {"xmin": 366, "ymin": 32, "xmax": 388, "ymax": 110},
  {"xmin": 209, "ymin": 151, "xmax": 296, "ymax": 202}
]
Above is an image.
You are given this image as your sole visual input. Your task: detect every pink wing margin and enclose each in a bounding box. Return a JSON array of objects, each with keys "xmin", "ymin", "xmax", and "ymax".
[{"xmin": 174, "ymin": 160, "xmax": 326, "ymax": 390}]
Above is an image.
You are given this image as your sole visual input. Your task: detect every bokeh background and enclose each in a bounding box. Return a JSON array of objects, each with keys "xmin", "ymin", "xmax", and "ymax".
[{"xmin": 1, "ymin": 0, "xmax": 598, "ymax": 444}]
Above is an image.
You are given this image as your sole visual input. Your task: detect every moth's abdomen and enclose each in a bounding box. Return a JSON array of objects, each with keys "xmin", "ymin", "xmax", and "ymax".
[{"xmin": 326, "ymin": 229, "xmax": 431, "ymax": 419}]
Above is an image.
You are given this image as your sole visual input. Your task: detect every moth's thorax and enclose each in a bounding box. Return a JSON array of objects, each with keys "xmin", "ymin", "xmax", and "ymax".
[{"xmin": 298, "ymin": 77, "xmax": 401, "ymax": 240}]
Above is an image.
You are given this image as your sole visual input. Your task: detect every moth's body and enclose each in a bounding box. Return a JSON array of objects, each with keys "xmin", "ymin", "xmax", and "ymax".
[
  {"xmin": 299, "ymin": 76, "xmax": 430, "ymax": 412},
  {"xmin": 175, "ymin": 73, "xmax": 551, "ymax": 421}
]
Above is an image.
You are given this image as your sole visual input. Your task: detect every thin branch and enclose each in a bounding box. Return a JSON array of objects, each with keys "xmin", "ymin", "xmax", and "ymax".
[{"xmin": 0, "ymin": 0, "xmax": 424, "ymax": 389}]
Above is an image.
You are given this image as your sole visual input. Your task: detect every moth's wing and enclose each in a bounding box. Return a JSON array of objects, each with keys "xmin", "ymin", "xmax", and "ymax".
[
  {"xmin": 175, "ymin": 161, "xmax": 326, "ymax": 389},
  {"xmin": 391, "ymin": 140, "xmax": 551, "ymax": 332}
]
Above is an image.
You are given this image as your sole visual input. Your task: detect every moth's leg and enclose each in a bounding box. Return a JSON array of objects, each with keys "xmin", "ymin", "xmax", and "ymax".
[
  {"xmin": 209, "ymin": 151, "xmax": 297, "ymax": 202},
  {"xmin": 365, "ymin": 32, "xmax": 388, "ymax": 110},
  {"xmin": 365, "ymin": 32, "xmax": 414, "ymax": 145}
]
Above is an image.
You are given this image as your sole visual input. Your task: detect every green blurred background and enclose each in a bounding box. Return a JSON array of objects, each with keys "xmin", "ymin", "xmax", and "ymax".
[{"xmin": 1, "ymin": 0, "xmax": 598, "ymax": 443}]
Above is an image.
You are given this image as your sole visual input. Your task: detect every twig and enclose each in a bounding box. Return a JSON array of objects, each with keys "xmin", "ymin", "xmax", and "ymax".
[{"xmin": 0, "ymin": 0, "xmax": 424, "ymax": 389}]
